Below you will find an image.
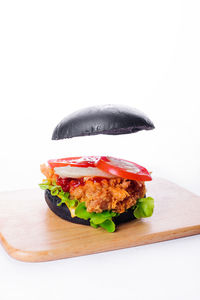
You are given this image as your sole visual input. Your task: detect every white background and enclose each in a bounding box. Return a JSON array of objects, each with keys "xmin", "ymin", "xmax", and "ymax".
[{"xmin": 0, "ymin": 1, "xmax": 200, "ymax": 299}]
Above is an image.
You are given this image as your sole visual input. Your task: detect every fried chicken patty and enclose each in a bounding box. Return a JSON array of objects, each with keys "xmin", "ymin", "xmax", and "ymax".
[{"xmin": 69, "ymin": 177, "xmax": 146, "ymax": 213}]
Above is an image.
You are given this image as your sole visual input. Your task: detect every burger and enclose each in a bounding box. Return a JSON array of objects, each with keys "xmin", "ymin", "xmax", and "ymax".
[{"xmin": 39, "ymin": 105, "xmax": 155, "ymax": 232}]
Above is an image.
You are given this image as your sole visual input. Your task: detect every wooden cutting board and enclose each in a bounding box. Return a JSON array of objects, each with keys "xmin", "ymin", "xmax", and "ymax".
[{"xmin": 0, "ymin": 178, "xmax": 199, "ymax": 262}]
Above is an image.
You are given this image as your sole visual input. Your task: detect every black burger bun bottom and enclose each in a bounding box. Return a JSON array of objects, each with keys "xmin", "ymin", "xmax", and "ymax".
[
  {"xmin": 45, "ymin": 189, "xmax": 137, "ymax": 226},
  {"xmin": 45, "ymin": 189, "xmax": 90, "ymax": 226},
  {"xmin": 52, "ymin": 104, "xmax": 155, "ymax": 140}
]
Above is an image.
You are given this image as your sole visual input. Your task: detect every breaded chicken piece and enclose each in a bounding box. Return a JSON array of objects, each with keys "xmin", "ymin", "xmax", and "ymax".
[{"xmin": 70, "ymin": 177, "xmax": 146, "ymax": 213}]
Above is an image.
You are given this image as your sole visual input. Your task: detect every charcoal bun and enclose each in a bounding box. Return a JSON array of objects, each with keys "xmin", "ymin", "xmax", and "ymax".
[
  {"xmin": 52, "ymin": 104, "xmax": 155, "ymax": 140},
  {"xmin": 45, "ymin": 189, "xmax": 90, "ymax": 225},
  {"xmin": 45, "ymin": 189, "xmax": 137, "ymax": 227}
]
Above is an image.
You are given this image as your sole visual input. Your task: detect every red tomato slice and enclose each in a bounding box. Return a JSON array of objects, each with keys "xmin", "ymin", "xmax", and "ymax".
[
  {"xmin": 96, "ymin": 156, "xmax": 152, "ymax": 181},
  {"xmin": 48, "ymin": 156, "xmax": 100, "ymax": 168}
]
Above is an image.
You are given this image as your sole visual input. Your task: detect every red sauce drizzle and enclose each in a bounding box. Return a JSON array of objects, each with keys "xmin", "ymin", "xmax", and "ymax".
[
  {"xmin": 70, "ymin": 178, "xmax": 85, "ymax": 190},
  {"xmin": 56, "ymin": 177, "xmax": 85, "ymax": 192},
  {"xmin": 57, "ymin": 176, "xmax": 108, "ymax": 192},
  {"xmin": 89, "ymin": 177, "xmax": 106, "ymax": 183}
]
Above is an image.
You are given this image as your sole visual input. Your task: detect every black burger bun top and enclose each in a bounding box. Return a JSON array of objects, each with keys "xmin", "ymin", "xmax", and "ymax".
[{"xmin": 52, "ymin": 104, "xmax": 155, "ymax": 140}]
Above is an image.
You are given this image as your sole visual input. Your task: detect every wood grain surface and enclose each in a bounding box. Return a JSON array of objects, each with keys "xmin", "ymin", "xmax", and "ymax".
[{"xmin": 0, "ymin": 178, "xmax": 199, "ymax": 262}]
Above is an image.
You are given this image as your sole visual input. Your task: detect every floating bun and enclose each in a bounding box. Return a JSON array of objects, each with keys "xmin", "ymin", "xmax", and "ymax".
[{"xmin": 52, "ymin": 104, "xmax": 155, "ymax": 140}]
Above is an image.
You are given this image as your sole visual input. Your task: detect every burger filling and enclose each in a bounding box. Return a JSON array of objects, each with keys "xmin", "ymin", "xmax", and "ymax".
[{"xmin": 39, "ymin": 164, "xmax": 154, "ymax": 232}]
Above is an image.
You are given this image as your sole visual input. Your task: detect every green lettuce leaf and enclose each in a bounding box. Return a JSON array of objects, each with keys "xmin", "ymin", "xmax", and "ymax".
[
  {"xmin": 133, "ymin": 197, "xmax": 154, "ymax": 218},
  {"xmin": 57, "ymin": 192, "xmax": 77, "ymax": 208},
  {"xmin": 75, "ymin": 202, "xmax": 91, "ymax": 220},
  {"xmin": 38, "ymin": 183, "xmax": 50, "ymax": 190},
  {"xmin": 90, "ymin": 221, "xmax": 99, "ymax": 228},
  {"xmin": 99, "ymin": 219, "xmax": 115, "ymax": 233},
  {"xmin": 90, "ymin": 210, "xmax": 117, "ymax": 225}
]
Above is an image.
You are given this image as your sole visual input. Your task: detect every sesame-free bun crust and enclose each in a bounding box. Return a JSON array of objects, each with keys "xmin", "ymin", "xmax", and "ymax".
[{"xmin": 52, "ymin": 104, "xmax": 155, "ymax": 140}]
